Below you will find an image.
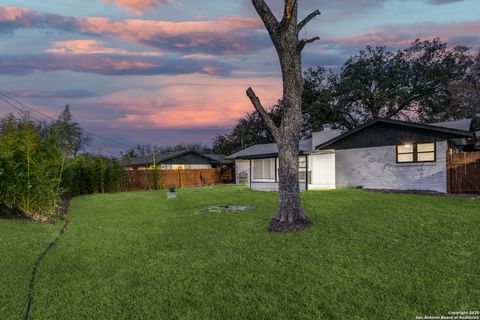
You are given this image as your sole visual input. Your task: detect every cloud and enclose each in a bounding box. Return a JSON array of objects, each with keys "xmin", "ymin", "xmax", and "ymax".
[
  {"xmin": 326, "ymin": 20, "xmax": 480, "ymax": 49},
  {"xmin": 77, "ymin": 75, "xmax": 282, "ymax": 130},
  {"xmin": 0, "ymin": 7, "xmax": 267, "ymax": 55},
  {"xmin": 0, "ymin": 53, "xmax": 232, "ymax": 76},
  {"xmin": 46, "ymin": 39, "xmax": 164, "ymax": 56},
  {"xmin": 6, "ymin": 89, "xmax": 98, "ymax": 99},
  {"xmin": 101, "ymin": 0, "xmax": 171, "ymax": 15},
  {"xmin": 428, "ymin": 0, "xmax": 464, "ymax": 4}
]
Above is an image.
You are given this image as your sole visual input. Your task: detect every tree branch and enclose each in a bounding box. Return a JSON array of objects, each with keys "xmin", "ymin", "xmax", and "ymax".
[
  {"xmin": 297, "ymin": 36, "xmax": 320, "ymax": 52},
  {"xmin": 298, "ymin": 10, "xmax": 321, "ymax": 30},
  {"xmin": 246, "ymin": 87, "xmax": 280, "ymax": 141},
  {"xmin": 251, "ymin": 0, "xmax": 279, "ymax": 35}
]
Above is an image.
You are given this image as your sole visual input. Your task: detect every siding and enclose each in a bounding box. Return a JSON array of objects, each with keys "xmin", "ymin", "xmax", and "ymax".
[
  {"xmin": 323, "ymin": 121, "xmax": 470, "ymax": 150},
  {"xmin": 250, "ymin": 182, "xmax": 307, "ymax": 191},
  {"xmin": 308, "ymin": 152, "xmax": 336, "ymax": 190},
  {"xmin": 235, "ymin": 160, "xmax": 250, "ymax": 184},
  {"xmin": 335, "ymin": 141, "xmax": 447, "ymax": 192}
]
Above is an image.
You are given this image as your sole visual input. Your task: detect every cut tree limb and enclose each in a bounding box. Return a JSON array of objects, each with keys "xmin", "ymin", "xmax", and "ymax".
[
  {"xmin": 298, "ymin": 10, "xmax": 321, "ymax": 30},
  {"xmin": 246, "ymin": 87, "xmax": 280, "ymax": 141},
  {"xmin": 297, "ymin": 36, "xmax": 320, "ymax": 52}
]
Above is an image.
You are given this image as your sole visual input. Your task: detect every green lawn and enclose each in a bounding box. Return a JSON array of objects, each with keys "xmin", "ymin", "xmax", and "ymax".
[
  {"xmin": 1, "ymin": 186, "xmax": 479, "ymax": 320},
  {"xmin": 0, "ymin": 218, "xmax": 61, "ymax": 318}
]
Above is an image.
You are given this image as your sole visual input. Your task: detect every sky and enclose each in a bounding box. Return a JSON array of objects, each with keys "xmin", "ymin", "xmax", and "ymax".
[{"xmin": 0, "ymin": 0, "xmax": 479, "ymax": 155}]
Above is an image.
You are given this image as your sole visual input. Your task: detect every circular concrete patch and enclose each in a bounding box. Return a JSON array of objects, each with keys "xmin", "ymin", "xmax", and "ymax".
[{"xmin": 194, "ymin": 205, "xmax": 256, "ymax": 215}]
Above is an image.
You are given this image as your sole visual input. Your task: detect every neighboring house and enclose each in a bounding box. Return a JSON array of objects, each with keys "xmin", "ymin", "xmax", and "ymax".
[
  {"xmin": 122, "ymin": 150, "xmax": 233, "ymax": 171},
  {"xmin": 228, "ymin": 119, "xmax": 477, "ymax": 193}
]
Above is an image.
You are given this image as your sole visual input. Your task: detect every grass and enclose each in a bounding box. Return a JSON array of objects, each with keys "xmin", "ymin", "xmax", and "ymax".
[
  {"xmin": 0, "ymin": 218, "xmax": 61, "ymax": 318},
  {"xmin": 1, "ymin": 186, "xmax": 479, "ymax": 319}
]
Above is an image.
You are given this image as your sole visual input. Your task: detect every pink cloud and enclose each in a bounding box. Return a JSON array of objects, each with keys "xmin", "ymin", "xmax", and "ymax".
[
  {"xmin": 46, "ymin": 39, "xmax": 164, "ymax": 56},
  {"xmin": 0, "ymin": 7, "xmax": 266, "ymax": 55},
  {"xmin": 0, "ymin": 53, "xmax": 232, "ymax": 76},
  {"xmin": 101, "ymin": 0, "xmax": 171, "ymax": 15},
  {"xmin": 82, "ymin": 75, "xmax": 282, "ymax": 130}
]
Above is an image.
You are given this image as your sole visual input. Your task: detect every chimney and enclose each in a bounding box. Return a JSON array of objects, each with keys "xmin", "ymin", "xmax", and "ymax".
[
  {"xmin": 322, "ymin": 124, "xmax": 333, "ymax": 131},
  {"xmin": 312, "ymin": 124, "xmax": 343, "ymax": 149}
]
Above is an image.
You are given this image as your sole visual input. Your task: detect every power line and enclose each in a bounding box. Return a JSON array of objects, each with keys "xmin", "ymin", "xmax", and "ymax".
[
  {"xmin": 0, "ymin": 95, "xmax": 119, "ymax": 157},
  {"xmin": 0, "ymin": 95, "xmax": 49, "ymax": 124},
  {"xmin": 0, "ymin": 92, "xmax": 136, "ymax": 150}
]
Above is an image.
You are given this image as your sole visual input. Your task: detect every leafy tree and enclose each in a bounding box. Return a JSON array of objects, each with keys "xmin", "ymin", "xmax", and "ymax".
[
  {"xmin": 52, "ymin": 105, "xmax": 92, "ymax": 157},
  {"xmin": 0, "ymin": 113, "xmax": 63, "ymax": 219},
  {"xmin": 302, "ymin": 67, "xmax": 339, "ymax": 136},
  {"xmin": 319, "ymin": 39, "xmax": 474, "ymax": 128},
  {"xmin": 212, "ymin": 104, "xmax": 282, "ymax": 155},
  {"xmin": 443, "ymin": 50, "xmax": 480, "ymax": 130},
  {"xmin": 62, "ymin": 155, "xmax": 124, "ymax": 196}
]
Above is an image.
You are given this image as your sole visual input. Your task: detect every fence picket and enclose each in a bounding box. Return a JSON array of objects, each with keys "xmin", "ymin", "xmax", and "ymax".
[
  {"xmin": 124, "ymin": 168, "xmax": 235, "ymax": 191},
  {"xmin": 447, "ymin": 150, "xmax": 480, "ymax": 193}
]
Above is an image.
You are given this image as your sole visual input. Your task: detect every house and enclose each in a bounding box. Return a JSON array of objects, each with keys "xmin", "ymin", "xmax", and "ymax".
[
  {"xmin": 122, "ymin": 150, "xmax": 233, "ymax": 171},
  {"xmin": 228, "ymin": 119, "xmax": 477, "ymax": 193}
]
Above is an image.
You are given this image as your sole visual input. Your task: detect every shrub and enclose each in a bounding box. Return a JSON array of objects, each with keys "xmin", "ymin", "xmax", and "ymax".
[
  {"xmin": 62, "ymin": 155, "xmax": 124, "ymax": 197},
  {"xmin": 0, "ymin": 114, "xmax": 64, "ymax": 220}
]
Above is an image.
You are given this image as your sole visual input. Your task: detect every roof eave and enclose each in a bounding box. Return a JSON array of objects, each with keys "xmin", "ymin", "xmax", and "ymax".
[{"xmin": 315, "ymin": 119, "xmax": 475, "ymax": 150}]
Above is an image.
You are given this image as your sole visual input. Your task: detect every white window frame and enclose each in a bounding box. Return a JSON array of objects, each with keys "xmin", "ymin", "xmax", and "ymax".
[{"xmin": 252, "ymin": 158, "xmax": 276, "ymax": 182}]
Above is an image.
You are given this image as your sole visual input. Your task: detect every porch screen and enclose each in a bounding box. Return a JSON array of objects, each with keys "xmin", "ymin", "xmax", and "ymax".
[{"xmin": 252, "ymin": 158, "xmax": 275, "ymax": 180}]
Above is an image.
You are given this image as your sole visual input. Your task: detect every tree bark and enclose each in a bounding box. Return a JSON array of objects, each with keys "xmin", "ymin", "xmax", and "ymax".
[{"xmin": 247, "ymin": 0, "xmax": 320, "ymax": 230}]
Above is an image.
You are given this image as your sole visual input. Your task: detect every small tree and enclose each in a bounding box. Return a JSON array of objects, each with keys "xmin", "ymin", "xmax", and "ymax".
[
  {"xmin": 53, "ymin": 105, "xmax": 92, "ymax": 157},
  {"xmin": 247, "ymin": 0, "xmax": 321, "ymax": 231}
]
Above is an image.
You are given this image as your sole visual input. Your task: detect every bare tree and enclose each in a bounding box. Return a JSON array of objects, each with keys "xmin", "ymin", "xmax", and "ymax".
[{"xmin": 247, "ymin": 0, "xmax": 320, "ymax": 231}]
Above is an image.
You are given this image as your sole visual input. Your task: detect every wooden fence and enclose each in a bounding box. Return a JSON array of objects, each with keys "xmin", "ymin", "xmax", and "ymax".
[
  {"xmin": 447, "ymin": 150, "xmax": 480, "ymax": 193},
  {"xmin": 124, "ymin": 167, "xmax": 235, "ymax": 191}
]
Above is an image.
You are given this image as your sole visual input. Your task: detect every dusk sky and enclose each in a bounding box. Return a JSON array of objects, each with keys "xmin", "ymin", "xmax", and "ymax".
[{"xmin": 1, "ymin": 0, "xmax": 479, "ymax": 155}]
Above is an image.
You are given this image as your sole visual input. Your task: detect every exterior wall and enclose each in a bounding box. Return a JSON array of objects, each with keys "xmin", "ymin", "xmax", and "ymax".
[
  {"xmin": 335, "ymin": 141, "xmax": 448, "ymax": 192},
  {"xmin": 250, "ymin": 182, "xmax": 307, "ymax": 192},
  {"xmin": 235, "ymin": 160, "xmax": 250, "ymax": 184},
  {"xmin": 236, "ymin": 157, "xmax": 308, "ymax": 191},
  {"xmin": 308, "ymin": 152, "xmax": 336, "ymax": 190}
]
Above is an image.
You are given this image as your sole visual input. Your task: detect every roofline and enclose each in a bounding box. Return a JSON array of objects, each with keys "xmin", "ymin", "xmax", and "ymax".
[
  {"xmin": 228, "ymin": 150, "xmax": 310, "ymax": 160},
  {"xmin": 122, "ymin": 150, "xmax": 218, "ymax": 166},
  {"xmin": 315, "ymin": 118, "xmax": 475, "ymax": 150}
]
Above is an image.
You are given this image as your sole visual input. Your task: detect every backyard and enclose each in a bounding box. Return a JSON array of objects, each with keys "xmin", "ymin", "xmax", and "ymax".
[{"xmin": 1, "ymin": 186, "xmax": 479, "ymax": 320}]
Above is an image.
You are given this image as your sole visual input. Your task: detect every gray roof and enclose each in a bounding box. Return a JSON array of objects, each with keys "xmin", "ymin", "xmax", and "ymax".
[
  {"xmin": 316, "ymin": 118, "xmax": 475, "ymax": 150},
  {"xmin": 204, "ymin": 153, "xmax": 234, "ymax": 164},
  {"xmin": 121, "ymin": 150, "xmax": 227, "ymax": 166},
  {"xmin": 229, "ymin": 119, "xmax": 476, "ymax": 159},
  {"xmin": 228, "ymin": 139, "xmax": 312, "ymax": 159},
  {"xmin": 432, "ymin": 119, "xmax": 472, "ymax": 131}
]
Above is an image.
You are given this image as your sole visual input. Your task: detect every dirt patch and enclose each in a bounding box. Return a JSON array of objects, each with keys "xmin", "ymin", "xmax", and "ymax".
[
  {"xmin": 194, "ymin": 205, "xmax": 256, "ymax": 215},
  {"xmin": 0, "ymin": 199, "xmax": 70, "ymax": 223},
  {"xmin": 268, "ymin": 217, "xmax": 313, "ymax": 233}
]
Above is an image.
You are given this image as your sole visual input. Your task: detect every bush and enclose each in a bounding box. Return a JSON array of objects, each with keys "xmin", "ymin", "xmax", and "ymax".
[
  {"xmin": 62, "ymin": 155, "xmax": 124, "ymax": 197},
  {"xmin": 0, "ymin": 115, "xmax": 64, "ymax": 220}
]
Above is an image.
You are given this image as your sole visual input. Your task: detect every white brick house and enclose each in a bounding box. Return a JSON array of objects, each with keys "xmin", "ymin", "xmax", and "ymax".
[{"xmin": 228, "ymin": 119, "xmax": 476, "ymax": 193}]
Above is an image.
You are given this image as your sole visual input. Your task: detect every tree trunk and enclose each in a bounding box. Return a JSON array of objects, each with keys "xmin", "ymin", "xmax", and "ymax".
[{"xmin": 247, "ymin": 0, "xmax": 321, "ymax": 231}]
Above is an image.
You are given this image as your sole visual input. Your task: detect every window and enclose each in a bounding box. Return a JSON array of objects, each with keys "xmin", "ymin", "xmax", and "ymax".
[
  {"xmin": 396, "ymin": 143, "xmax": 436, "ymax": 163},
  {"xmin": 417, "ymin": 143, "xmax": 435, "ymax": 162},
  {"xmin": 252, "ymin": 158, "xmax": 275, "ymax": 181},
  {"xmin": 299, "ymin": 156, "xmax": 307, "ymax": 182}
]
